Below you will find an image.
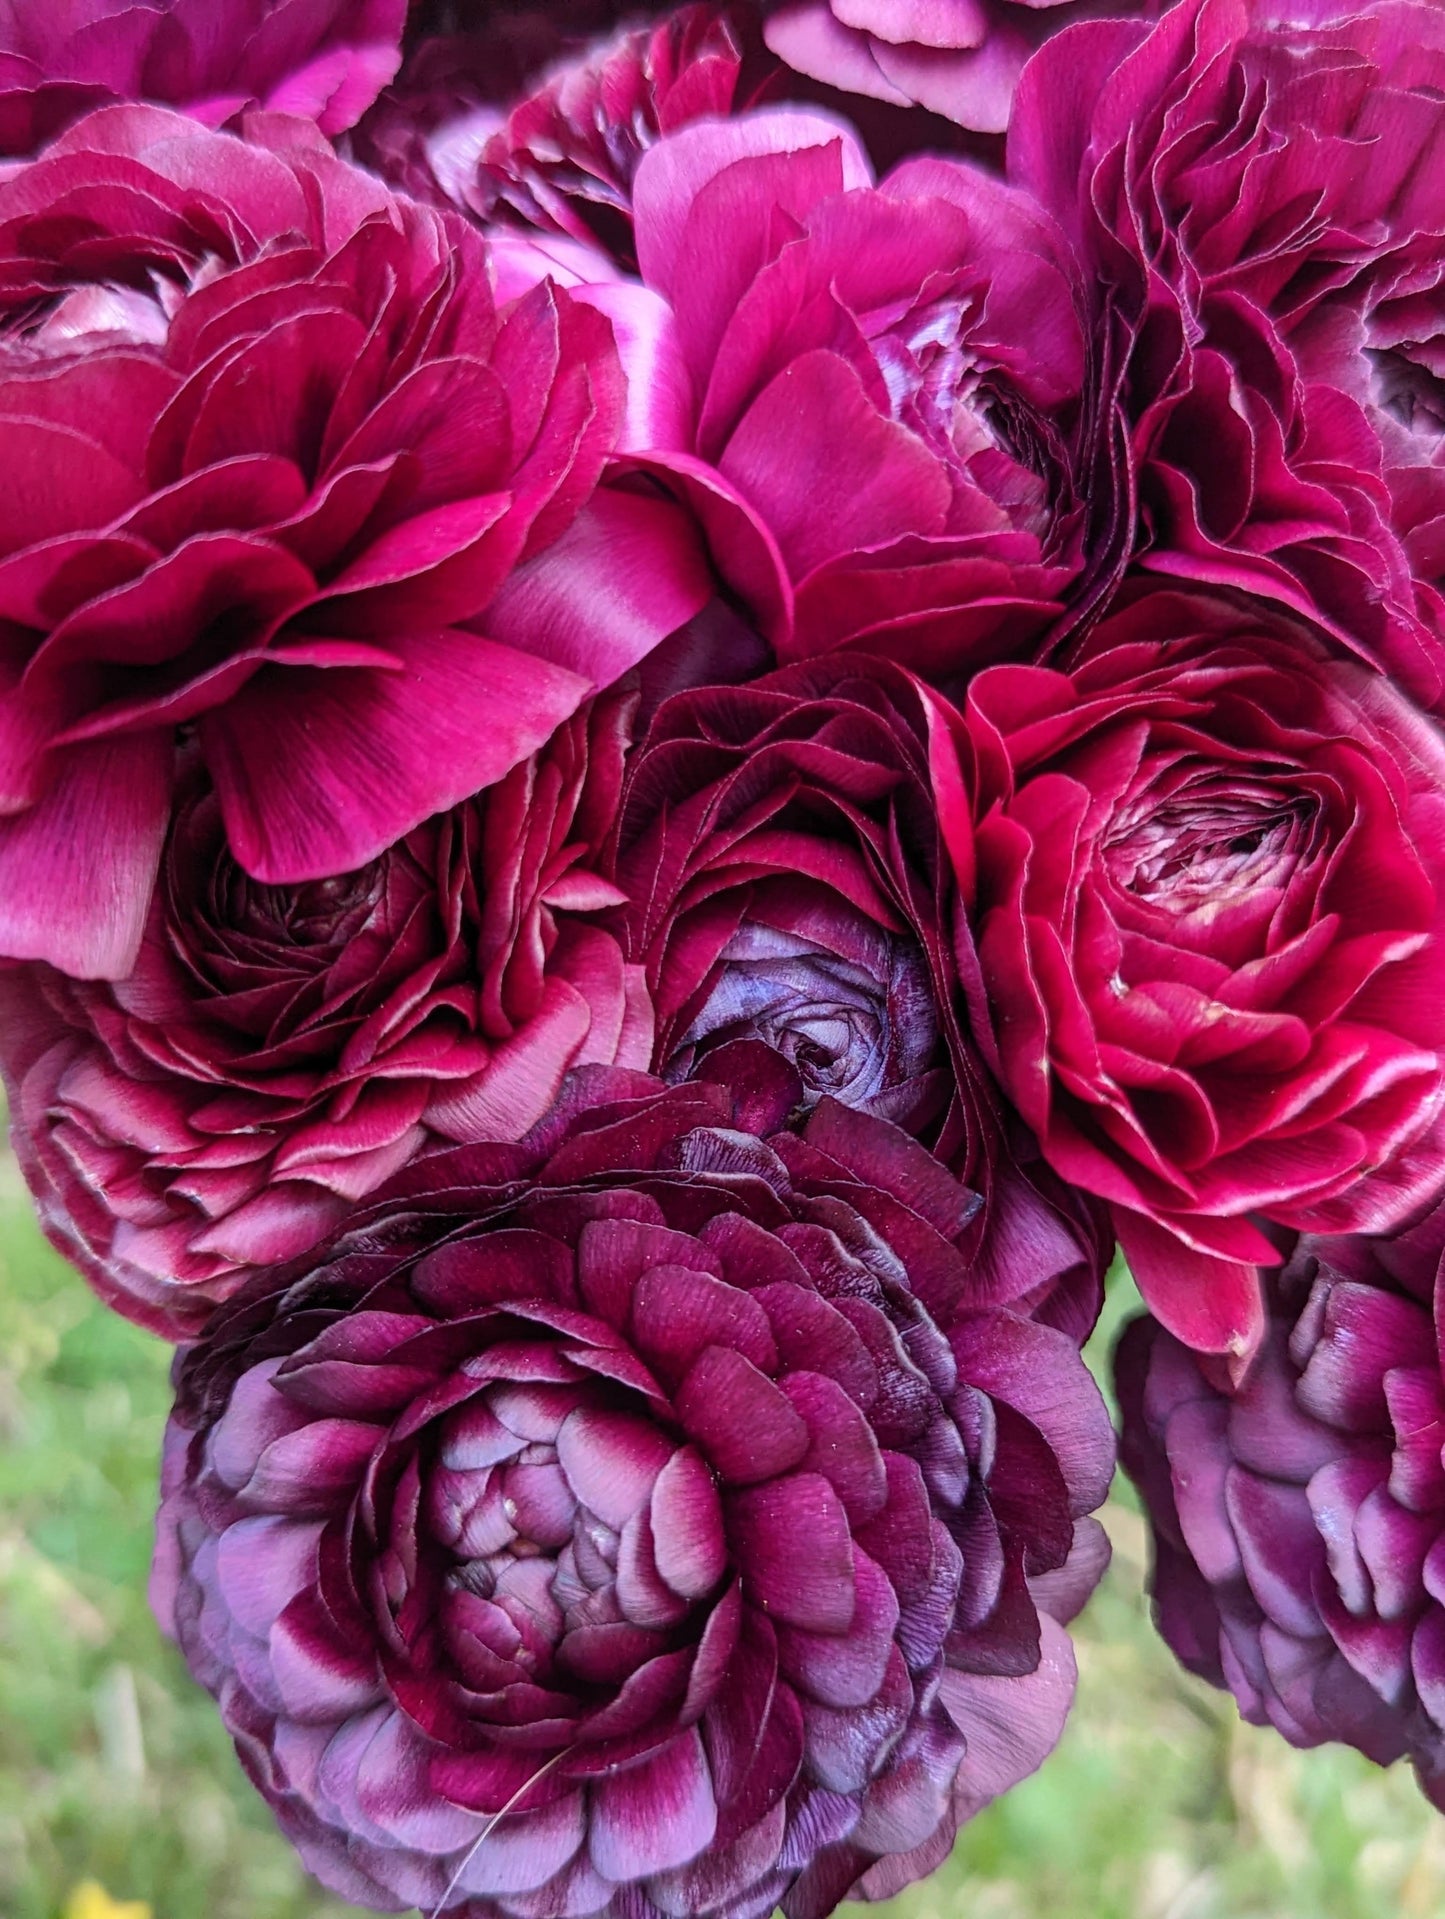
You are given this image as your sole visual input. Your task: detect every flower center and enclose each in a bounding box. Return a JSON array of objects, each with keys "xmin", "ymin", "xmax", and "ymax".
[
  {"xmin": 667, "ymin": 923, "xmax": 939, "ymax": 1110},
  {"xmin": 870, "ymin": 293, "xmax": 1053, "ymax": 537},
  {"xmin": 1106, "ymin": 785, "xmax": 1313, "ymax": 911},
  {"xmin": 423, "ymin": 1386, "xmax": 692, "ymax": 1703},
  {"xmin": 1367, "ymin": 344, "xmax": 1445, "ymax": 445},
  {"xmin": 218, "ymin": 863, "xmax": 384, "ymax": 948},
  {"xmin": 12, "ymin": 255, "xmax": 226, "ymax": 355}
]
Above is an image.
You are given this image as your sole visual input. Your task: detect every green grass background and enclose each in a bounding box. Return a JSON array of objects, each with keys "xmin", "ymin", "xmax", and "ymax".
[{"xmin": 2, "ymin": 1142, "xmax": 1442, "ymax": 1919}]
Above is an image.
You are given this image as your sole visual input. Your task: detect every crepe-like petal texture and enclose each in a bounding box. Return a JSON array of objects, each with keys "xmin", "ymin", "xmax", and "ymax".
[
  {"xmin": 611, "ymin": 110, "xmax": 1116, "ymax": 671},
  {"xmin": 473, "ymin": 4, "xmax": 756, "ymax": 269},
  {"xmin": 0, "ymin": 692, "xmax": 652, "ymax": 1339},
  {"xmin": 765, "ymin": 0, "xmax": 1159, "ymax": 139},
  {"xmin": 934, "ymin": 582, "xmax": 1445, "ymax": 1360},
  {"xmin": 0, "ymin": 105, "xmax": 710, "ymax": 980},
  {"xmin": 152, "ymin": 1071, "xmax": 1113, "ymax": 1919},
  {"xmin": 1009, "ymin": 0, "xmax": 1445, "ymax": 706},
  {"xmin": 349, "ymin": 1, "xmax": 704, "ymax": 216},
  {"xmin": 452, "ymin": 93, "xmax": 1119, "ymax": 673},
  {"xmin": 1117, "ymin": 1201, "xmax": 1445, "ymax": 1807},
  {"xmin": 0, "ymin": 0, "xmax": 407, "ymax": 152},
  {"xmin": 613, "ymin": 653, "xmax": 1112, "ymax": 1343}
]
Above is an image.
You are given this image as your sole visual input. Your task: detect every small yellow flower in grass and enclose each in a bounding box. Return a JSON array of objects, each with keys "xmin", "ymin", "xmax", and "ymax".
[{"xmin": 63, "ymin": 1881, "xmax": 151, "ymax": 1919}]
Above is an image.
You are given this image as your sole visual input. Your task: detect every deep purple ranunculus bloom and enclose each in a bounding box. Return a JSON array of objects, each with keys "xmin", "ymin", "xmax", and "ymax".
[
  {"xmin": 1117, "ymin": 1200, "xmax": 1445, "ymax": 1807},
  {"xmin": 764, "ymin": 0, "xmax": 1158, "ymax": 138},
  {"xmin": 613, "ymin": 653, "xmax": 1113, "ymax": 1343},
  {"xmin": 0, "ymin": 690, "xmax": 653, "ymax": 1339},
  {"xmin": 0, "ymin": 105, "xmax": 711, "ymax": 981},
  {"xmin": 152, "ymin": 1071, "xmax": 1115, "ymax": 1919},
  {"xmin": 931, "ymin": 581, "xmax": 1445, "ymax": 1361},
  {"xmin": 0, "ymin": 0, "xmax": 408, "ymax": 153},
  {"xmin": 1008, "ymin": 0, "xmax": 1445, "ymax": 705}
]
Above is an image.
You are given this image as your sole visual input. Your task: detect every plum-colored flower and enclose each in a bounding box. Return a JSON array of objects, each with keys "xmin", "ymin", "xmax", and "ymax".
[
  {"xmin": 606, "ymin": 108, "xmax": 1116, "ymax": 674},
  {"xmin": 0, "ymin": 105, "xmax": 710, "ymax": 980},
  {"xmin": 153, "ymin": 1072, "xmax": 1115, "ymax": 1919},
  {"xmin": 1008, "ymin": 0, "xmax": 1445, "ymax": 704},
  {"xmin": 0, "ymin": 0, "xmax": 407, "ymax": 154},
  {"xmin": 0, "ymin": 691, "xmax": 652, "ymax": 1339},
  {"xmin": 613, "ymin": 654, "xmax": 1112, "ymax": 1341},
  {"xmin": 1116, "ymin": 1201, "xmax": 1445, "ymax": 1806},
  {"xmin": 764, "ymin": 0, "xmax": 1155, "ymax": 138},
  {"xmin": 932, "ymin": 582, "xmax": 1445, "ymax": 1358}
]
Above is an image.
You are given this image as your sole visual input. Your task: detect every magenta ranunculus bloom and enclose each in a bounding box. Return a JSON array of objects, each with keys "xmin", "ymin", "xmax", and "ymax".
[
  {"xmin": 152, "ymin": 1071, "xmax": 1115, "ymax": 1919},
  {"xmin": 0, "ymin": 0, "xmax": 408, "ymax": 153},
  {"xmin": 0, "ymin": 105, "xmax": 711, "ymax": 981},
  {"xmin": 764, "ymin": 0, "xmax": 1157, "ymax": 138},
  {"xmin": 605, "ymin": 108, "xmax": 1115, "ymax": 675},
  {"xmin": 931, "ymin": 582, "xmax": 1445, "ymax": 1360},
  {"xmin": 1117, "ymin": 1202, "xmax": 1445, "ymax": 1806},
  {"xmin": 613, "ymin": 653, "xmax": 1112, "ymax": 1342},
  {"xmin": 0, "ymin": 690, "xmax": 653, "ymax": 1339},
  {"xmin": 1008, "ymin": 0, "xmax": 1445, "ymax": 706},
  {"xmin": 349, "ymin": 1, "xmax": 715, "ymax": 214},
  {"xmin": 473, "ymin": 3, "xmax": 755, "ymax": 269}
]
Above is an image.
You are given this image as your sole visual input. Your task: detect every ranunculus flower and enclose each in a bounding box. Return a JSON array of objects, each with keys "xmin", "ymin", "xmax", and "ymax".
[
  {"xmin": 613, "ymin": 654, "xmax": 1112, "ymax": 1341},
  {"xmin": 0, "ymin": 690, "xmax": 652, "ymax": 1339},
  {"xmin": 931, "ymin": 582, "xmax": 1445, "ymax": 1358},
  {"xmin": 607, "ymin": 109, "xmax": 1115, "ymax": 675},
  {"xmin": 349, "ymin": 1, "xmax": 711, "ymax": 214},
  {"xmin": 1008, "ymin": 0, "xmax": 1445, "ymax": 704},
  {"xmin": 764, "ymin": 0, "xmax": 1155, "ymax": 138},
  {"xmin": 472, "ymin": 4, "xmax": 755, "ymax": 270},
  {"xmin": 0, "ymin": 105, "xmax": 710, "ymax": 979},
  {"xmin": 0, "ymin": 0, "xmax": 408, "ymax": 153},
  {"xmin": 1117, "ymin": 1202, "xmax": 1445, "ymax": 1807},
  {"xmin": 153, "ymin": 1072, "xmax": 1114, "ymax": 1919},
  {"xmin": 410, "ymin": 3, "xmax": 1017, "ymax": 268}
]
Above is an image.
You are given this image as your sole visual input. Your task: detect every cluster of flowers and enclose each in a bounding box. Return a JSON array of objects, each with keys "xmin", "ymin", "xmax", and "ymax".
[{"xmin": 7, "ymin": 0, "xmax": 1445, "ymax": 1911}]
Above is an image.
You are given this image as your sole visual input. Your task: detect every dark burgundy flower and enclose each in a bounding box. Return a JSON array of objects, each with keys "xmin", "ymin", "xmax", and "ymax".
[
  {"xmin": 153, "ymin": 1073, "xmax": 1115, "ymax": 1919},
  {"xmin": 0, "ymin": 690, "xmax": 651, "ymax": 1338},
  {"xmin": 1116, "ymin": 1201, "xmax": 1445, "ymax": 1807},
  {"xmin": 764, "ymin": 0, "xmax": 1157, "ymax": 138},
  {"xmin": 613, "ymin": 654, "xmax": 1112, "ymax": 1341},
  {"xmin": 0, "ymin": 105, "xmax": 710, "ymax": 979},
  {"xmin": 932, "ymin": 582, "xmax": 1445, "ymax": 1358},
  {"xmin": 0, "ymin": 0, "xmax": 408, "ymax": 154},
  {"xmin": 1008, "ymin": 0, "xmax": 1445, "ymax": 704}
]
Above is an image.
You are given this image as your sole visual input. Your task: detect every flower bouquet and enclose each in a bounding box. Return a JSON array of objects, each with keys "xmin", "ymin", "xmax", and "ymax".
[{"xmin": 5, "ymin": 0, "xmax": 1445, "ymax": 1913}]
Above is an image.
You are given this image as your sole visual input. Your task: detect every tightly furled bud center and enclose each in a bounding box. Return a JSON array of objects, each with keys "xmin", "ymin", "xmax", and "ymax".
[
  {"xmin": 665, "ymin": 925, "xmax": 940, "ymax": 1112},
  {"xmin": 1367, "ymin": 344, "xmax": 1445, "ymax": 448},
  {"xmin": 424, "ymin": 1382, "xmax": 717, "ymax": 1701},
  {"xmin": 168, "ymin": 780, "xmax": 437, "ymax": 1030},
  {"xmin": 1104, "ymin": 782, "xmax": 1320, "ymax": 916},
  {"xmin": 24, "ymin": 272, "xmax": 178, "ymax": 349},
  {"xmin": 198, "ymin": 845, "xmax": 388, "ymax": 979},
  {"xmin": 874, "ymin": 291, "xmax": 1054, "ymax": 539}
]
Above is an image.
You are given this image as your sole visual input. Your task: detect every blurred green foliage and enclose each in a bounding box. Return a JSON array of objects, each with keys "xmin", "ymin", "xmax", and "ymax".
[{"xmin": 0, "ymin": 1160, "xmax": 1441, "ymax": 1919}]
